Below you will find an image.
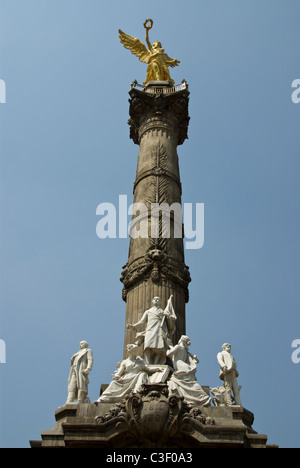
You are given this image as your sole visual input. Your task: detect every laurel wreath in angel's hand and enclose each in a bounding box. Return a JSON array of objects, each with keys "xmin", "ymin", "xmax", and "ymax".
[{"xmin": 143, "ymin": 18, "xmax": 153, "ymax": 31}]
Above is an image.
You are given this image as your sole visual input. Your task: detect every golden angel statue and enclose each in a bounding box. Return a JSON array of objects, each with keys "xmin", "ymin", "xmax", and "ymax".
[{"xmin": 119, "ymin": 19, "xmax": 180, "ymax": 85}]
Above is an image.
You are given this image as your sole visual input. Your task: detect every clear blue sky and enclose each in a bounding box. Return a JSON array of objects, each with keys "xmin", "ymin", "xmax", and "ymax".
[{"xmin": 0, "ymin": 0, "xmax": 299, "ymax": 448}]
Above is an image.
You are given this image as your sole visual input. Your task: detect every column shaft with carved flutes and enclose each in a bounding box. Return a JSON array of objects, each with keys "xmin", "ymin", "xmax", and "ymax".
[{"xmin": 121, "ymin": 81, "xmax": 191, "ymax": 357}]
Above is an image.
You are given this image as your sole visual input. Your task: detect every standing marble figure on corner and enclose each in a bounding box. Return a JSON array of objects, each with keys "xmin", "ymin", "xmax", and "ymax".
[
  {"xmin": 217, "ymin": 343, "xmax": 242, "ymax": 407},
  {"xmin": 66, "ymin": 341, "xmax": 93, "ymax": 404}
]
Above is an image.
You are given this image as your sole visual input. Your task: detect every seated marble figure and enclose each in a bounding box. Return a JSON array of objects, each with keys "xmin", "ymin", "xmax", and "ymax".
[
  {"xmin": 95, "ymin": 344, "xmax": 163, "ymax": 404},
  {"xmin": 167, "ymin": 336, "xmax": 211, "ymax": 407}
]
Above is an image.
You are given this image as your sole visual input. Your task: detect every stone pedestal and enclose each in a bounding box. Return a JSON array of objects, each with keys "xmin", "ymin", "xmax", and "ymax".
[{"xmin": 30, "ymin": 384, "xmax": 276, "ymax": 448}]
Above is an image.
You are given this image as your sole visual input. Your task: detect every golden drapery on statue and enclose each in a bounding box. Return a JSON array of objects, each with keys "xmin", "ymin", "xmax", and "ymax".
[{"xmin": 119, "ymin": 19, "xmax": 180, "ymax": 85}]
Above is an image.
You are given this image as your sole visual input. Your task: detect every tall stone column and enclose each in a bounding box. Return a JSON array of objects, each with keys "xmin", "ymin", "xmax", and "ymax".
[{"xmin": 121, "ymin": 81, "xmax": 191, "ymax": 357}]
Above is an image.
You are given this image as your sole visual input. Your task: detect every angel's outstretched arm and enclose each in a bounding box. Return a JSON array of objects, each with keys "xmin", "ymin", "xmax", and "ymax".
[
  {"xmin": 164, "ymin": 55, "xmax": 181, "ymax": 67},
  {"xmin": 145, "ymin": 28, "xmax": 152, "ymax": 51}
]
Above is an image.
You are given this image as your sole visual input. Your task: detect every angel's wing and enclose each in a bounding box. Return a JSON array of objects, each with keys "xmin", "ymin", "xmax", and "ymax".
[{"xmin": 119, "ymin": 29, "xmax": 151, "ymax": 64}]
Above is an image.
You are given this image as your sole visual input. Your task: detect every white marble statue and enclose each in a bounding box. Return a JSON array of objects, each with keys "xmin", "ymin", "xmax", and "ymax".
[
  {"xmin": 166, "ymin": 336, "xmax": 211, "ymax": 407},
  {"xmin": 217, "ymin": 343, "xmax": 242, "ymax": 407},
  {"xmin": 95, "ymin": 344, "xmax": 163, "ymax": 404},
  {"xmin": 127, "ymin": 295, "xmax": 176, "ymax": 365},
  {"xmin": 67, "ymin": 341, "xmax": 93, "ymax": 404}
]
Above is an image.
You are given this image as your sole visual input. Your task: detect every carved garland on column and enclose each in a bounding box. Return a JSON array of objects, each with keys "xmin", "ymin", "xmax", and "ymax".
[{"xmin": 120, "ymin": 248, "xmax": 191, "ymax": 303}]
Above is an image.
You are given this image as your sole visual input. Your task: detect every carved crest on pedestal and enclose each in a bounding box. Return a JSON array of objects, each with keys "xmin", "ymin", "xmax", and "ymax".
[{"xmin": 95, "ymin": 384, "xmax": 214, "ymax": 447}]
